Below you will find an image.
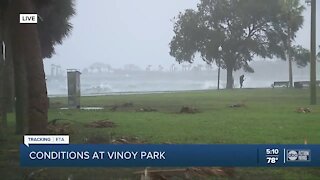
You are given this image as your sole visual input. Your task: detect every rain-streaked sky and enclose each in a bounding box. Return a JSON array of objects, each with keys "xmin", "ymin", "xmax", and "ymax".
[{"xmin": 44, "ymin": 0, "xmax": 320, "ymax": 72}]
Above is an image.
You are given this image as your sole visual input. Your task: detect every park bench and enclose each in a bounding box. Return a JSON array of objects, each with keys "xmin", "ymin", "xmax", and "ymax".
[
  {"xmin": 294, "ymin": 81, "xmax": 320, "ymax": 88},
  {"xmin": 272, "ymin": 81, "xmax": 289, "ymax": 88}
]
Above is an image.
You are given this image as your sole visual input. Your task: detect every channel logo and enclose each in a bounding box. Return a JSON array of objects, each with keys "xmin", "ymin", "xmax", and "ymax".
[{"xmin": 287, "ymin": 149, "xmax": 311, "ymax": 162}]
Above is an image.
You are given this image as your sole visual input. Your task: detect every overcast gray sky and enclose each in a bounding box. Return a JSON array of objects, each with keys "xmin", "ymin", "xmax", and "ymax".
[{"xmin": 44, "ymin": 0, "xmax": 320, "ymax": 72}]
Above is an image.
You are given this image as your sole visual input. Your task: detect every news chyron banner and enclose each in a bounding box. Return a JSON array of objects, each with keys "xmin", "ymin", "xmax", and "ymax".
[{"xmin": 21, "ymin": 135, "xmax": 320, "ymax": 167}]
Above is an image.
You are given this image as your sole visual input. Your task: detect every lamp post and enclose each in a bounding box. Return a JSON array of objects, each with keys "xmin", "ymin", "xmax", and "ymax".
[
  {"xmin": 217, "ymin": 46, "xmax": 222, "ymax": 90},
  {"xmin": 306, "ymin": 0, "xmax": 317, "ymax": 105}
]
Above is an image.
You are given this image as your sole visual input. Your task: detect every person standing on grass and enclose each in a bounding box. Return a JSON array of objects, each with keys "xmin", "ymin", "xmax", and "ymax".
[{"xmin": 240, "ymin": 75, "xmax": 245, "ymax": 88}]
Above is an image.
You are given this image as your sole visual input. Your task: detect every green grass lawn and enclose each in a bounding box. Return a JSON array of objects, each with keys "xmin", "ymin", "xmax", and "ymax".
[{"xmin": 1, "ymin": 88, "xmax": 320, "ymax": 179}]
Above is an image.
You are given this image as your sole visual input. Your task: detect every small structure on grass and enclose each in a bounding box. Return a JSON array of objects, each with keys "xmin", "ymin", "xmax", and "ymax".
[{"xmin": 67, "ymin": 69, "xmax": 81, "ymax": 109}]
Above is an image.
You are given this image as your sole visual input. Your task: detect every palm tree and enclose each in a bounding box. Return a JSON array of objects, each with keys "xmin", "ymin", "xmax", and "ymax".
[
  {"xmin": 6, "ymin": 0, "xmax": 31, "ymax": 134},
  {"xmin": 36, "ymin": 0, "xmax": 75, "ymax": 58},
  {"xmin": 4, "ymin": 0, "xmax": 75, "ymax": 134},
  {"xmin": 3, "ymin": 36, "xmax": 14, "ymax": 114},
  {"xmin": 0, "ymin": 1, "xmax": 15, "ymax": 115},
  {"xmin": 0, "ymin": 0, "xmax": 11, "ymax": 130},
  {"xmin": 279, "ymin": 0, "xmax": 305, "ymax": 87}
]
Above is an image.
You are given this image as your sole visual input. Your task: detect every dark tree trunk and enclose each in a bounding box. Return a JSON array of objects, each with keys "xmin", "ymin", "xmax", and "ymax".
[
  {"xmin": 4, "ymin": 22, "xmax": 15, "ymax": 113},
  {"xmin": 226, "ymin": 66, "xmax": 234, "ymax": 89},
  {"xmin": 7, "ymin": 2, "xmax": 29, "ymax": 134},
  {"xmin": 0, "ymin": 58, "xmax": 5, "ymax": 138},
  {"xmin": 0, "ymin": 45, "xmax": 7, "ymax": 129},
  {"xmin": 0, "ymin": 8, "xmax": 7, "ymax": 129},
  {"xmin": 8, "ymin": 0, "xmax": 48, "ymax": 134},
  {"xmin": 12, "ymin": 0, "xmax": 48, "ymax": 134},
  {"xmin": 13, "ymin": 53, "xmax": 28, "ymax": 135}
]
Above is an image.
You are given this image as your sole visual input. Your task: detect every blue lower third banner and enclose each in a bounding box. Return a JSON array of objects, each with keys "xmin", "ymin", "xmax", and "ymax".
[{"xmin": 20, "ymin": 144, "xmax": 320, "ymax": 167}]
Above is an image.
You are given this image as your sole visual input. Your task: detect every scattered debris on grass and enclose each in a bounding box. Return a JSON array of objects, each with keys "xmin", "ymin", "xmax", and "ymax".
[
  {"xmin": 111, "ymin": 136, "xmax": 146, "ymax": 144},
  {"xmin": 136, "ymin": 107, "xmax": 157, "ymax": 112},
  {"xmin": 163, "ymin": 141, "xmax": 173, "ymax": 144},
  {"xmin": 59, "ymin": 107, "xmax": 104, "ymax": 110},
  {"xmin": 296, "ymin": 107, "xmax": 312, "ymax": 113},
  {"xmin": 179, "ymin": 106, "xmax": 199, "ymax": 114},
  {"xmin": 84, "ymin": 136, "xmax": 110, "ymax": 144},
  {"xmin": 84, "ymin": 120, "xmax": 116, "ymax": 128},
  {"xmin": 47, "ymin": 119, "xmax": 74, "ymax": 134},
  {"xmin": 84, "ymin": 135, "xmax": 146, "ymax": 144},
  {"xmin": 81, "ymin": 107, "xmax": 104, "ymax": 110},
  {"xmin": 110, "ymin": 102, "xmax": 134, "ymax": 111},
  {"xmin": 110, "ymin": 105, "xmax": 118, "ymax": 111},
  {"xmin": 229, "ymin": 103, "xmax": 246, "ymax": 108},
  {"xmin": 5, "ymin": 149, "xmax": 19, "ymax": 153},
  {"xmin": 121, "ymin": 102, "xmax": 134, "ymax": 107},
  {"xmin": 67, "ymin": 174, "xmax": 74, "ymax": 180},
  {"xmin": 26, "ymin": 168, "xmax": 48, "ymax": 180},
  {"xmin": 49, "ymin": 102, "xmax": 63, "ymax": 108},
  {"xmin": 48, "ymin": 118, "xmax": 69, "ymax": 125},
  {"xmin": 136, "ymin": 167, "xmax": 235, "ymax": 179},
  {"xmin": 186, "ymin": 167, "xmax": 235, "ymax": 177},
  {"xmin": 48, "ymin": 123, "xmax": 73, "ymax": 134}
]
